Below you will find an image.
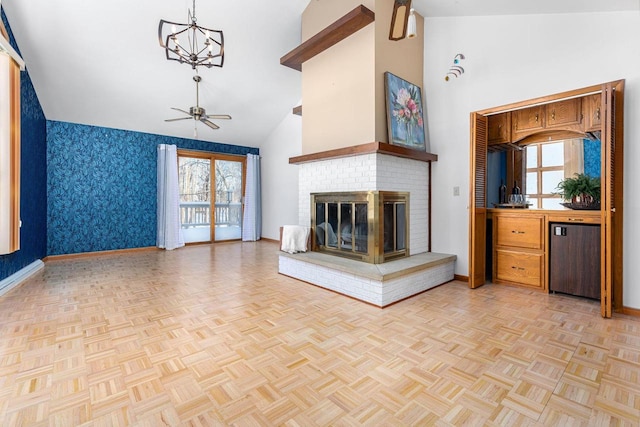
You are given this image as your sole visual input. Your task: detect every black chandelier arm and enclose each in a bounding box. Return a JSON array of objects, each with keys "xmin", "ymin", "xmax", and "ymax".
[{"xmin": 158, "ymin": 19, "xmax": 185, "ymax": 48}]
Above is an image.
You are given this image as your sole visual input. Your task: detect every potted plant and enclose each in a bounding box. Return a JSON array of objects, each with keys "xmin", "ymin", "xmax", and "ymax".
[{"xmin": 555, "ymin": 173, "xmax": 601, "ymax": 210}]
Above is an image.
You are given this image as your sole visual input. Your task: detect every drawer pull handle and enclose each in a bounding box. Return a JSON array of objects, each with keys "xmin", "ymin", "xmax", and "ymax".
[
  {"xmin": 511, "ymin": 266, "xmax": 525, "ymax": 271},
  {"xmin": 511, "ymin": 230, "xmax": 525, "ymax": 234},
  {"xmin": 568, "ymin": 218, "xmax": 584, "ymax": 222}
]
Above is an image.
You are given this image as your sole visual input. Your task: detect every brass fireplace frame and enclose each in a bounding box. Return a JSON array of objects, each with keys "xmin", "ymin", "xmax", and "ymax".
[{"xmin": 310, "ymin": 191, "xmax": 410, "ymax": 264}]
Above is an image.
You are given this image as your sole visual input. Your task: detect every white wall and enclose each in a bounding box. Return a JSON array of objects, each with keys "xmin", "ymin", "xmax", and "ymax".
[
  {"xmin": 423, "ymin": 11, "xmax": 640, "ymax": 309},
  {"xmin": 260, "ymin": 112, "xmax": 302, "ymax": 240}
]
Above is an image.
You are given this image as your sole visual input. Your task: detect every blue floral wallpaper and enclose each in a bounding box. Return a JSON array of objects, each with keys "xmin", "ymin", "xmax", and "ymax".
[
  {"xmin": 0, "ymin": 9, "xmax": 48, "ymax": 282},
  {"xmin": 47, "ymin": 121, "xmax": 258, "ymax": 255},
  {"xmin": 583, "ymin": 138, "xmax": 601, "ymax": 178}
]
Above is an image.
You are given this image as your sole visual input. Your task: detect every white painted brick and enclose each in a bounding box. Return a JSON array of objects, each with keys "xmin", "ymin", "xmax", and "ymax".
[{"xmin": 279, "ymin": 254, "xmax": 454, "ymax": 307}]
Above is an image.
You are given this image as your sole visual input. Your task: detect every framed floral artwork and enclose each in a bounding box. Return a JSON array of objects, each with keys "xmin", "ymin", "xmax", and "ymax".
[{"xmin": 384, "ymin": 72, "xmax": 426, "ymax": 151}]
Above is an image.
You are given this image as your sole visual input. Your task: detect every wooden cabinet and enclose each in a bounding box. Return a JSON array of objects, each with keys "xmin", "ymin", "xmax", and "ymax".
[
  {"xmin": 470, "ymin": 81, "xmax": 624, "ymax": 317},
  {"xmin": 512, "ymin": 105, "xmax": 545, "ymax": 140},
  {"xmin": 512, "ymin": 99, "xmax": 583, "ymax": 141},
  {"xmin": 584, "ymin": 93, "xmax": 602, "ymax": 132},
  {"xmin": 496, "ymin": 249, "xmax": 543, "ymax": 288},
  {"xmin": 545, "ymin": 98, "xmax": 582, "ymax": 129},
  {"xmin": 493, "ymin": 213, "xmax": 545, "ymax": 289},
  {"xmin": 488, "ymin": 112, "xmax": 511, "ymax": 145}
]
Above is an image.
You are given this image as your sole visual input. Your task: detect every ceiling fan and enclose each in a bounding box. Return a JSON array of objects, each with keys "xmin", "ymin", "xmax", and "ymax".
[{"xmin": 165, "ymin": 75, "xmax": 231, "ymax": 130}]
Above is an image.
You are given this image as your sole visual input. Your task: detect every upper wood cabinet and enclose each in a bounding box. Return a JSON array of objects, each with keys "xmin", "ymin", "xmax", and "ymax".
[
  {"xmin": 512, "ymin": 98, "xmax": 584, "ymax": 141},
  {"xmin": 546, "ymin": 98, "xmax": 582, "ymax": 129},
  {"xmin": 584, "ymin": 93, "xmax": 602, "ymax": 132},
  {"xmin": 512, "ymin": 105, "xmax": 545, "ymax": 140},
  {"xmin": 488, "ymin": 112, "xmax": 511, "ymax": 145}
]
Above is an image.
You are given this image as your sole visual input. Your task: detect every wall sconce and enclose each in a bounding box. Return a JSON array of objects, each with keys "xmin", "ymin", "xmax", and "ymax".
[{"xmin": 407, "ymin": 9, "xmax": 417, "ymax": 38}]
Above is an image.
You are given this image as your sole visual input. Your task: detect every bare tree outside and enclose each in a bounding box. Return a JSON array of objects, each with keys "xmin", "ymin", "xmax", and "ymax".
[
  {"xmin": 179, "ymin": 158, "xmax": 211, "ymax": 203},
  {"xmin": 215, "ymin": 160, "xmax": 242, "ymax": 204}
]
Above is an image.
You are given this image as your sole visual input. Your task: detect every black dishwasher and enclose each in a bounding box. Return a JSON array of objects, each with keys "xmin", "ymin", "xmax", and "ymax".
[{"xmin": 549, "ymin": 223, "xmax": 601, "ymax": 300}]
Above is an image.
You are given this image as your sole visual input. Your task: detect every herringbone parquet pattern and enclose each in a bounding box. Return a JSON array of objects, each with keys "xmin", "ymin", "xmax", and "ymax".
[{"xmin": 0, "ymin": 241, "xmax": 638, "ymax": 426}]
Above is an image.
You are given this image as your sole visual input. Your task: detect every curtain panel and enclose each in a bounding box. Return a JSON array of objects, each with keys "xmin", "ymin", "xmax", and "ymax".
[
  {"xmin": 242, "ymin": 153, "xmax": 262, "ymax": 241},
  {"xmin": 157, "ymin": 144, "xmax": 185, "ymax": 250}
]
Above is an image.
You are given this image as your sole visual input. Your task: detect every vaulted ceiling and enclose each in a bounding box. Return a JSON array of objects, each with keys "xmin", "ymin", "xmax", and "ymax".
[{"xmin": 2, "ymin": 0, "xmax": 637, "ymax": 147}]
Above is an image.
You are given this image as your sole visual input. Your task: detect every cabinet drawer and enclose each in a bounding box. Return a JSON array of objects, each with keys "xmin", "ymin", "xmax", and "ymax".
[
  {"xmin": 495, "ymin": 216, "xmax": 543, "ymax": 249},
  {"xmin": 547, "ymin": 214, "xmax": 601, "ymax": 225},
  {"xmin": 496, "ymin": 250, "xmax": 543, "ymax": 288}
]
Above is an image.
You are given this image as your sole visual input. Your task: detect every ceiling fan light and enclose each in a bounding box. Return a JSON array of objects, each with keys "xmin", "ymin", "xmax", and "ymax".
[{"xmin": 407, "ymin": 9, "xmax": 417, "ymax": 39}]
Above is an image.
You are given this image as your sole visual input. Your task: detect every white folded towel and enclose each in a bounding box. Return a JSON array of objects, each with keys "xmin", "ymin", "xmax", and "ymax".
[{"xmin": 281, "ymin": 225, "xmax": 310, "ymax": 254}]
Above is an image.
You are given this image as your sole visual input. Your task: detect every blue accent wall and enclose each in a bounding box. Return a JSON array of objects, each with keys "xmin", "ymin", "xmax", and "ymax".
[
  {"xmin": 583, "ymin": 138, "xmax": 601, "ymax": 178},
  {"xmin": 0, "ymin": 9, "xmax": 48, "ymax": 282},
  {"xmin": 47, "ymin": 121, "xmax": 258, "ymax": 255}
]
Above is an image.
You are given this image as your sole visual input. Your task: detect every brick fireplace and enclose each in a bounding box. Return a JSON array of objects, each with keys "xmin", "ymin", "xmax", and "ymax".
[
  {"xmin": 278, "ymin": 143, "xmax": 456, "ymax": 307},
  {"xmin": 276, "ymin": 2, "xmax": 455, "ymax": 306}
]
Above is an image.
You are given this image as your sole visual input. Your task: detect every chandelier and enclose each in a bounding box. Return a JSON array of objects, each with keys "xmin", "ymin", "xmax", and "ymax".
[{"xmin": 158, "ymin": 0, "xmax": 224, "ymax": 69}]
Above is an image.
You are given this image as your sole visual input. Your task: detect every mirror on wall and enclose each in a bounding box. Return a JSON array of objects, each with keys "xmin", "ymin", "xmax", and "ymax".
[{"xmin": 487, "ymin": 137, "xmax": 601, "ymax": 209}]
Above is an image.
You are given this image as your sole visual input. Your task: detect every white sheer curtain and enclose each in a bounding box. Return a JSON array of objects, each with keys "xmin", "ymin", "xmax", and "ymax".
[
  {"xmin": 242, "ymin": 153, "xmax": 262, "ymax": 241},
  {"xmin": 157, "ymin": 144, "xmax": 185, "ymax": 250}
]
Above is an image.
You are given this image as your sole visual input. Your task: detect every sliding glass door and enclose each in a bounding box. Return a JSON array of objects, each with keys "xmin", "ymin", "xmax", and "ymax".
[
  {"xmin": 214, "ymin": 159, "xmax": 243, "ymax": 241},
  {"xmin": 178, "ymin": 155, "xmax": 212, "ymax": 243},
  {"xmin": 178, "ymin": 151, "xmax": 245, "ymax": 243}
]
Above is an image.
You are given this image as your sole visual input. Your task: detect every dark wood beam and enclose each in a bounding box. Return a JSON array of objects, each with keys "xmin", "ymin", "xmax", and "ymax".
[{"xmin": 280, "ymin": 5, "xmax": 375, "ymax": 71}]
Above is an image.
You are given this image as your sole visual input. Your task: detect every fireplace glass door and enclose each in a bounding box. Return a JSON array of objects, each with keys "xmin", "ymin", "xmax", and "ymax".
[
  {"xmin": 384, "ymin": 202, "xmax": 406, "ymax": 253},
  {"xmin": 311, "ymin": 191, "xmax": 409, "ymax": 264}
]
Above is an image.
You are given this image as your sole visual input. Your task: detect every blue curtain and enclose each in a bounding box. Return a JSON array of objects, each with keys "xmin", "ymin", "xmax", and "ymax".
[
  {"xmin": 157, "ymin": 144, "xmax": 184, "ymax": 250},
  {"xmin": 242, "ymin": 153, "xmax": 262, "ymax": 241}
]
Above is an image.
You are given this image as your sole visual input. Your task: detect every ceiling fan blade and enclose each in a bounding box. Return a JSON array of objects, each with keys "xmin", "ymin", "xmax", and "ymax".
[
  {"xmin": 201, "ymin": 119, "xmax": 220, "ymax": 130},
  {"xmin": 165, "ymin": 117, "xmax": 193, "ymax": 122},
  {"xmin": 206, "ymin": 114, "xmax": 231, "ymax": 120},
  {"xmin": 170, "ymin": 107, "xmax": 192, "ymax": 116}
]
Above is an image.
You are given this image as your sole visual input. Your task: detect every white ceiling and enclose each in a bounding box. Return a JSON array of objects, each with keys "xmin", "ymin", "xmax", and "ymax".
[{"xmin": 2, "ymin": 0, "xmax": 638, "ymax": 147}]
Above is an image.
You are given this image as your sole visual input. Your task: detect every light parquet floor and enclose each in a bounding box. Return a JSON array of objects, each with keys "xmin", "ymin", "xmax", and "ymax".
[{"xmin": 0, "ymin": 241, "xmax": 639, "ymax": 426}]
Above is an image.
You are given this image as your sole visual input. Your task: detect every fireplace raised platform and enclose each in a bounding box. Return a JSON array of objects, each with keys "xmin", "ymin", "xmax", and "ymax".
[{"xmin": 278, "ymin": 251, "xmax": 456, "ymax": 307}]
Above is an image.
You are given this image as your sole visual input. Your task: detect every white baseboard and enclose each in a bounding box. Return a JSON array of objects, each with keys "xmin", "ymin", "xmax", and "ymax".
[{"xmin": 0, "ymin": 260, "xmax": 44, "ymax": 297}]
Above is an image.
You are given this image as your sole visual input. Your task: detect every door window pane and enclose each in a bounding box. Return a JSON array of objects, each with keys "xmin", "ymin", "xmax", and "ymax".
[
  {"xmin": 214, "ymin": 159, "xmax": 243, "ymax": 241},
  {"xmin": 179, "ymin": 157, "xmax": 211, "ymax": 243},
  {"xmin": 526, "ymin": 172, "xmax": 538, "ymax": 196},
  {"xmin": 541, "ymin": 142, "xmax": 564, "ymax": 167},
  {"xmin": 526, "ymin": 145, "xmax": 538, "ymax": 168},
  {"xmin": 542, "ymin": 170, "xmax": 564, "ymax": 194}
]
